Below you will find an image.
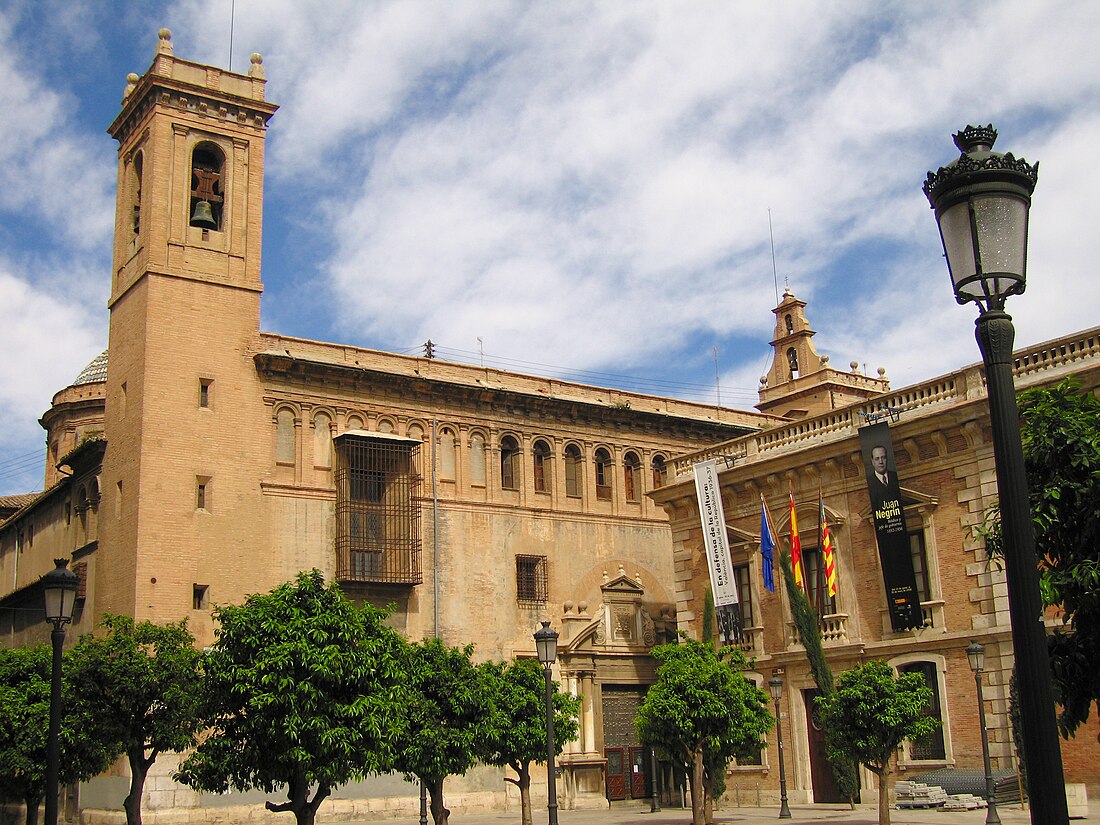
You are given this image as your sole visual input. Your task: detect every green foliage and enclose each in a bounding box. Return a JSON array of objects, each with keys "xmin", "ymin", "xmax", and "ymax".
[
  {"xmin": 479, "ymin": 658, "xmax": 579, "ymax": 825},
  {"xmin": 816, "ymin": 661, "xmax": 940, "ymax": 775},
  {"xmin": 1016, "ymin": 378, "xmax": 1100, "ymax": 735},
  {"xmin": 175, "ymin": 570, "xmax": 406, "ymax": 825},
  {"xmin": 635, "ymin": 637, "xmax": 772, "ymax": 825},
  {"xmin": 68, "ymin": 615, "xmax": 204, "ymax": 825},
  {"xmin": 779, "ymin": 554, "xmax": 858, "ymax": 803},
  {"xmin": 0, "ymin": 644, "xmax": 116, "ymax": 825}
]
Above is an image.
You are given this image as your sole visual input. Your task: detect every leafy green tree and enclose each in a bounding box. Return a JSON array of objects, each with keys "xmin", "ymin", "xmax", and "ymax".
[
  {"xmin": 67, "ymin": 615, "xmax": 203, "ymax": 825},
  {"xmin": 479, "ymin": 658, "xmax": 580, "ymax": 825},
  {"xmin": 635, "ymin": 638, "xmax": 772, "ymax": 825},
  {"xmin": 175, "ymin": 570, "xmax": 406, "ymax": 825},
  {"xmin": 1016, "ymin": 377, "xmax": 1100, "ymax": 736},
  {"xmin": 779, "ymin": 554, "xmax": 859, "ymax": 804},
  {"xmin": 0, "ymin": 644, "xmax": 116, "ymax": 825},
  {"xmin": 815, "ymin": 660, "xmax": 940, "ymax": 825},
  {"xmin": 391, "ymin": 639, "xmax": 496, "ymax": 825}
]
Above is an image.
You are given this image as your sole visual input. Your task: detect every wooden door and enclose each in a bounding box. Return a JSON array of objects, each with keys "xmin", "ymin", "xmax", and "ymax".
[
  {"xmin": 630, "ymin": 747, "xmax": 648, "ymax": 798},
  {"xmin": 803, "ymin": 688, "xmax": 844, "ymax": 803},
  {"xmin": 605, "ymin": 747, "xmax": 627, "ymax": 800}
]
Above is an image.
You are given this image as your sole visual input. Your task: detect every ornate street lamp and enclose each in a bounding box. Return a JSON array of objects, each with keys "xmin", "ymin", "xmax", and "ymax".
[
  {"xmin": 534, "ymin": 621, "xmax": 559, "ymax": 825},
  {"xmin": 768, "ymin": 677, "xmax": 792, "ymax": 819},
  {"xmin": 924, "ymin": 125, "xmax": 1068, "ymax": 825},
  {"xmin": 41, "ymin": 558, "xmax": 79, "ymax": 825},
  {"xmin": 967, "ymin": 642, "xmax": 1002, "ymax": 825}
]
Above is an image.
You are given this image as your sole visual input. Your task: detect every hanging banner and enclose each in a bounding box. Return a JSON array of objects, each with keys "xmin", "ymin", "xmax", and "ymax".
[
  {"xmin": 693, "ymin": 459, "xmax": 742, "ymax": 644},
  {"xmin": 859, "ymin": 422, "xmax": 924, "ymax": 631}
]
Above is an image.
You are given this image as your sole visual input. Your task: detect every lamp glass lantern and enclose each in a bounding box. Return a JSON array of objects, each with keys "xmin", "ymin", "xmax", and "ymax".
[
  {"xmin": 967, "ymin": 640, "xmax": 986, "ymax": 674},
  {"xmin": 42, "ymin": 558, "xmax": 79, "ymax": 625},
  {"xmin": 923, "ymin": 125, "xmax": 1038, "ymax": 311},
  {"xmin": 534, "ymin": 620, "xmax": 558, "ymax": 666},
  {"xmin": 768, "ymin": 676, "xmax": 783, "ymax": 702}
]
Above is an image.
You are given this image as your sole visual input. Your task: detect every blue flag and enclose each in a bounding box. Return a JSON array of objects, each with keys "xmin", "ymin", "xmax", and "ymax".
[{"xmin": 760, "ymin": 496, "xmax": 776, "ymax": 593}]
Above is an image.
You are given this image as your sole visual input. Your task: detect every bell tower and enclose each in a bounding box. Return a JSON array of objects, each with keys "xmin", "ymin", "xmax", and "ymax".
[{"xmin": 98, "ymin": 30, "xmax": 278, "ymax": 630}]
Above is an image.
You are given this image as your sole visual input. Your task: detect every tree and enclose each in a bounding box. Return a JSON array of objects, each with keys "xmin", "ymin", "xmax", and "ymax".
[
  {"xmin": 815, "ymin": 660, "xmax": 940, "ymax": 825},
  {"xmin": 479, "ymin": 658, "xmax": 580, "ymax": 825},
  {"xmin": 67, "ymin": 615, "xmax": 203, "ymax": 825},
  {"xmin": 1016, "ymin": 377, "xmax": 1100, "ymax": 737},
  {"xmin": 0, "ymin": 645, "xmax": 116, "ymax": 825},
  {"xmin": 391, "ymin": 639, "xmax": 496, "ymax": 825},
  {"xmin": 175, "ymin": 570, "xmax": 406, "ymax": 825},
  {"xmin": 779, "ymin": 554, "xmax": 859, "ymax": 804},
  {"xmin": 635, "ymin": 638, "xmax": 772, "ymax": 825}
]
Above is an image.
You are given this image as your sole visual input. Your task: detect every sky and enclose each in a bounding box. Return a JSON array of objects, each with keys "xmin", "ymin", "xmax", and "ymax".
[{"xmin": 1, "ymin": 0, "xmax": 1098, "ymax": 495}]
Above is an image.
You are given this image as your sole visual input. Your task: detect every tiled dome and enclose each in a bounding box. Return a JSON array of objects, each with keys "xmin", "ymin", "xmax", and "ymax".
[{"xmin": 71, "ymin": 350, "xmax": 108, "ymax": 386}]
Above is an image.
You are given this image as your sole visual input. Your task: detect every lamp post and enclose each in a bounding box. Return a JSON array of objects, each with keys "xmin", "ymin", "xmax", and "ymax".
[
  {"xmin": 534, "ymin": 621, "xmax": 559, "ymax": 825},
  {"xmin": 924, "ymin": 125, "xmax": 1068, "ymax": 825},
  {"xmin": 967, "ymin": 642, "xmax": 1002, "ymax": 825},
  {"xmin": 768, "ymin": 677, "xmax": 792, "ymax": 819},
  {"xmin": 41, "ymin": 558, "xmax": 79, "ymax": 825}
]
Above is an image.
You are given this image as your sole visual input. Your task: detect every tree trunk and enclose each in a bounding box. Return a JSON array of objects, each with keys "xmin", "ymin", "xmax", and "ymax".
[
  {"xmin": 425, "ymin": 776, "xmax": 450, "ymax": 825},
  {"xmin": 690, "ymin": 747, "xmax": 705, "ymax": 825},
  {"xmin": 123, "ymin": 748, "xmax": 152, "ymax": 825},
  {"xmin": 875, "ymin": 764, "xmax": 892, "ymax": 825},
  {"xmin": 23, "ymin": 791, "xmax": 41, "ymax": 825},
  {"xmin": 265, "ymin": 770, "xmax": 330, "ymax": 825},
  {"xmin": 516, "ymin": 763, "xmax": 532, "ymax": 825}
]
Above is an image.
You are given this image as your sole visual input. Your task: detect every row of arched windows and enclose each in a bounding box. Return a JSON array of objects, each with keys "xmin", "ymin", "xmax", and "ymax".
[{"xmin": 272, "ymin": 406, "xmax": 671, "ymax": 501}]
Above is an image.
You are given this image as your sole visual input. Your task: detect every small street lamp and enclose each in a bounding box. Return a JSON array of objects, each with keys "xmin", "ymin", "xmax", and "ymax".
[
  {"xmin": 534, "ymin": 621, "xmax": 559, "ymax": 825},
  {"xmin": 967, "ymin": 642, "xmax": 1002, "ymax": 825},
  {"xmin": 924, "ymin": 125, "xmax": 1068, "ymax": 825},
  {"xmin": 41, "ymin": 558, "xmax": 79, "ymax": 825},
  {"xmin": 768, "ymin": 677, "xmax": 792, "ymax": 819}
]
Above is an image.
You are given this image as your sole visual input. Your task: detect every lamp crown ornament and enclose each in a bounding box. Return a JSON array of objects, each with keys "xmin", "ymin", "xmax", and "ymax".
[{"xmin": 923, "ymin": 124, "xmax": 1038, "ymax": 205}]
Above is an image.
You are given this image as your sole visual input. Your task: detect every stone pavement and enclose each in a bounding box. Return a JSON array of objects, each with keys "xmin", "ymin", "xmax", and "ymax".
[{"xmin": 329, "ymin": 800, "xmax": 1070, "ymax": 825}]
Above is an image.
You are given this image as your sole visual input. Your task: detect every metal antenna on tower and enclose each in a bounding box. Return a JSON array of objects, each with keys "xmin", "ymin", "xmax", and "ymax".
[
  {"xmin": 228, "ymin": 0, "xmax": 236, "ymax": 70},
  {"xmin": 768, "ymin": 208, "xmax": 780, "ymax": 305}
]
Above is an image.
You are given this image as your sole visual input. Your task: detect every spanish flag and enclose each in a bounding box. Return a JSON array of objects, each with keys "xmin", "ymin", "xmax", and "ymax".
[
  {"xmin": 789, "ymin": 492, "xmax": 805, "ymax": 591},
  {"xmin": 819, "ymin": 495, "xmax": 837, "ymax": 597}
]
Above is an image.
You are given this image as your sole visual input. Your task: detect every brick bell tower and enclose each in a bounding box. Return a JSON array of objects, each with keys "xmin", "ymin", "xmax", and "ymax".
[{"xmin": 99, "ymin": 29, "xmax": 278, "ymax": 636}]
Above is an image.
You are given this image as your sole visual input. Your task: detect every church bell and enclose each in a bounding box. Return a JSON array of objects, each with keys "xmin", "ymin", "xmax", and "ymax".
[{"xmin": 190, "ymin": 199, "xmax": 217, "ymax": 229}]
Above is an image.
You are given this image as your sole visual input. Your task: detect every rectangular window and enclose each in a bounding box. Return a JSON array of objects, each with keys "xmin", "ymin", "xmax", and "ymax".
[
  {"xmin": 196, "ymin": 478, "xmax": 209, "ymax": 511},
  {"xmin": 516, "ymin": 555, "xmax": 548, "ymax": 603},
  {"xmin": 909, "ymin": 531, "xmax": 931, "ymax": 604},
  {"xmin": 734, "ymin": 564, "xmax": 754, "ymax": 628},
  {"xmin": 335, "ymin": 433, "xmax": 422, "ymax": 585},
  {"xmin": 900, "ymin": 662, "xmax": 946, "ymax": 760},
  {"xmin": 193, "ymin": 584, "xmax": 209, "ymax": 610},
  {"xmin": 802, "ymin": 547, "xmax": 837, "ymax": 616},
  {"xmin": 199, "ymin": 378, "xmax": 213, "ymax": 408}
]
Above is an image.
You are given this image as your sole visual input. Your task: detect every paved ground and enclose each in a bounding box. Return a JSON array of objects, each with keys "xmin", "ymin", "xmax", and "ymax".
[{"xmin": 335, "ymin": 800, "xmax": 1072, "ymax": 825}]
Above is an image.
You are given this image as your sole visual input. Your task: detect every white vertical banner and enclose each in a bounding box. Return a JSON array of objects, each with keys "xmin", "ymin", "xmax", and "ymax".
[{"xmin": 693, "ymin": 459, "xmax": 739, "ymax": 608}]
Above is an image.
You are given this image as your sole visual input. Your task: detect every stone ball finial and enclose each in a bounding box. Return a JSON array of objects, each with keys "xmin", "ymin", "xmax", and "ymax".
[
  {"xmin": 759, "ymin": 376, "xmax": 767, "ymax": 386},
  {"xmin": 821, "ymin": 354, "xmax": 830, "ymax": 364},
  {"xmin": 157, "ymin": 28, "xmax": 173, "ymax": 54},
  {"xmin": 850, "ymin": 360, "xmax": 860, "ymax": 372},
  {"xmin": 158, "ymin": 27, "xmax": 172, "ymax": 41},
  {"xmin": 877, "ymin": 367, "xmax": 887, "ymax": 377},
  {"xmin": 248, "ymin": 53, "xmax": 266, "ymax": 79},
  {"xmin": 123, "ymin": 72, "xmax": 140, "ymax": 100}
]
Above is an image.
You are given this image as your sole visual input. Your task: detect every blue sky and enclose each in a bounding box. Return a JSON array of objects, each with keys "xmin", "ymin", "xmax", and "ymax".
[{"xmin": 2, "ymin": 0, "xmax": 1099, "ymax": 495}]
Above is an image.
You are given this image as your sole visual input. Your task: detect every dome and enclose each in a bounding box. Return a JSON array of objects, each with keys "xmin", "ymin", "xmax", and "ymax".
[{"xmin": 71, "ymin": 350, "xmax": 108, "ymax": 386}]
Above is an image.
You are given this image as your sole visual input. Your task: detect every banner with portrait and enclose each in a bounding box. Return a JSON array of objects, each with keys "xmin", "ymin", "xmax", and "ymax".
[{"xmin": 859, "ymin": 422, "xmax": 923, "ymax": 631}]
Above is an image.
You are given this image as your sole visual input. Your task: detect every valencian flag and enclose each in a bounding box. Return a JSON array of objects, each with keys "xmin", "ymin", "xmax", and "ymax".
[
  {"xmin": 759, "ymin": 496, "xmax": 777, "ymax": 593},
  {"xmin": 789, "ymin": 492, "xmax": 805, "ymax": 591},
  {"xmin": 819, "ymin": 495, "xmax": 837, "ymax": 598}
]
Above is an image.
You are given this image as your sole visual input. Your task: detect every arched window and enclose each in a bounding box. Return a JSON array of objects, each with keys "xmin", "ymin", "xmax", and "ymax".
[
  {"xmin": 623, "ymin": 451, "xmax": 641, "ymax": 502},
  {"xmin": 377, "ymin": 418, "xmax": 395, "ymax": 434},
  {"xmin": 594, "ymin": 448, "xmax": 612, "ymax": 500},
  {"xmin": 784, "ymin": 313, "xmax": 794, "ymax": 334},
  {"xmin": 470, "ymin": 433, "xmax": 486, "ymax": 486},
  {"xmin": 500, "ymin": 435, "xmax": 520, "ymax": 490},
  {"xmin": 189, "ymin": 143, "xmax": 225, "ymax": 231},
  {"xmin": 313, "ymin": 412, "xmax": 332, "ymax": 469},
  {"xmin": 439, "ymin": 428, "xmax": 456, "ymax": 480},
  {"xmin": 131, "ymin": 151, "xmax": 143, "ymax": 235},
  {"xmin": 407, "ymin": 423, "xmax": 425, "ymax": 475},
  {"xmin": 787, "ymin": 347, "xmax": 800, "ymax": 377},
  {"xmin": 564, "ymin": 444, "xmax": 582, "ymax": 498},
  {"xmin": 346, "ymin": 415, "xmax": 364, "ymax": 431},
  {"xmin": 532, "ymin": 440, "xmax": 552, "ymax": 493},
  {"xmin": 651, "ymin": 455, "xmax": 667, "ymax": 489},
  {"xmin": 275, "ymin": 408, "xmax": 296, "ymax": 465}
]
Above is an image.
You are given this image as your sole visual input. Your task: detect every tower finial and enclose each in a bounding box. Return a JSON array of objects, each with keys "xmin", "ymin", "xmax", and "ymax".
[{"xmin": 157, "ymin": 28, "xmax": 173, "ymax": 55}]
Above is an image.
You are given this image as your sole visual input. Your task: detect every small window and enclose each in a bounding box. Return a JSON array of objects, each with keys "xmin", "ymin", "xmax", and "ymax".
[
  {"xmin": 439, "ymin": 428, "xmax": 456, "ymax": 479},
  {"xmin": 734, "ymin": 564, "xmax": 754, "ymax": 628},
  {"xmin": 564, "ymin": 444, "xmax": 582, "ymax": 498},
  {"xmin": 651, "ymin": 455, "xmax": 667, "ymax": 489},
  {"xmin": 470, "ymin": 432, "xmax": 487, "ymax": 486},
  {"xmin": 500, "ymin": 435, "xmax": 520, "ymax": 490},
  {"xmin": 909, "ymin": 531, "xmax": 932, "ymax": 604},
  {"xmin": 532, "ymin": 440, "xmax": 552, "ymax": 493},
  {"xmin": 623, "ymin": 451, "xmax": 641, "ymax": 502},
  {"xmin": 199, "ymin": 378, "xmax": 212, "ymax": 408},
  {"xmin": 131, "ymin": 151, "xmax": 143, "ymax": 235},
  {"xmin": 594, "ymin": 448, "xmax": 612, "ymax": 501},
  {"xmin": 196, "ymin": 478, "xmax": 209, "ymax": 511},
  {"xmin": 275, "ymin": 408, "xmax": 296, "ymax": 465},
  {"xmin": 516, "ymin": 555, "xmax": 548, "ymax": 603},
  {"xmin": 314, "ymin": 412, "xmax": 333, "ymax": 469},
  {"xmin": 899, "ymin": 662, "xmax": 946, "ymax": 760},
  {"xmin": 193, "ymin": 584, "xmax": 209, "ymax": 610}
]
